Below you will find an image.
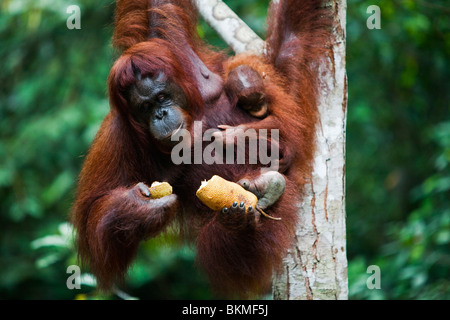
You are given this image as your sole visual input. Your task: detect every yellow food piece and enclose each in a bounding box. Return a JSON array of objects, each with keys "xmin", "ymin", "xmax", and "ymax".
[
  {"xmin": 196, "ymin": 175, "xmax": 257, "ymax": 213},
  {"xmin": 149, "ymin": 181, "xmax": 173, "ymax": 199}
]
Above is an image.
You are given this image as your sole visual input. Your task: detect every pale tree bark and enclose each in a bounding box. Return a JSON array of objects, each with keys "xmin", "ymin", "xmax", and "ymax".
[
  {"xmin": 195, "ymin": 0, "xmax": 348, "ymax": 300},
  {"xmin": 194, "ymin": 0, "xmax": 265, "ymax": 54}
]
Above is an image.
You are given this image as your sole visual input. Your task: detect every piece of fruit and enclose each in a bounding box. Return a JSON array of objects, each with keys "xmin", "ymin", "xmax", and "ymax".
[
  {"xmin": 196, "ymin": 175, "xmax": 258, "ymax": 213},
  {"xmin": 196, "ymin": 175, "xmax": 281, "ymax": 220},
  {"xmin": 149, "ymin": 181, "xmax": 173, "ymax": 199}
]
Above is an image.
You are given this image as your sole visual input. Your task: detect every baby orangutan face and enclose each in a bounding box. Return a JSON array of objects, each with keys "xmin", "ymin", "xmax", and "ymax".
[{"xmin": 225, "ymin": 65, "xmax": 268, "ymax": 118}]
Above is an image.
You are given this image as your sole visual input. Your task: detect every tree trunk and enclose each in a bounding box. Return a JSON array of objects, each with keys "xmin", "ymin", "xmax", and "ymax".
[{"xmin": 272, "ymin": 0, "xmax": 348, "ymax": 300}]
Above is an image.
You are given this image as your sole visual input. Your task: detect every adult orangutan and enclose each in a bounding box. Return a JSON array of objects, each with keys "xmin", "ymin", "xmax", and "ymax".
[{"xmin": 71, "ymin": 0, "xmax": 330, "ymax": 298}]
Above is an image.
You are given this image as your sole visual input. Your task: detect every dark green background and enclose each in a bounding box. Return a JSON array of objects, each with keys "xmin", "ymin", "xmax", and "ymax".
[{"xmin": 0, "ymin": 0, "xmax": 448, "ymax": 299}]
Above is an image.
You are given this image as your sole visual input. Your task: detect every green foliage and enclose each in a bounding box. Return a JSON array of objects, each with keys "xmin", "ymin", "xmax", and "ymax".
[
  {"xmin": 0, "ymin": 0, "xmax": 114, "ymax": 299},
  {"xmin": 347, "ymin": 0, "xmax": 449, "ymax": 299},
  {"xmin": 0, "ymin": 0, "xmax": 448, "ymax": 299}
]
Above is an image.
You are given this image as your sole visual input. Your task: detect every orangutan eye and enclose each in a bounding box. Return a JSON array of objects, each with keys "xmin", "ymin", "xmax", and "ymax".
[{"xmin": 156, "ymin": 93, "xmax": 167, "ymax": 103}]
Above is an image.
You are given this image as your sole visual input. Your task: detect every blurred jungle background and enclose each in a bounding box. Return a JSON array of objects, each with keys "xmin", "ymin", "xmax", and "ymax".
[{"xmin": 0, "ymin": 0, "xmax": 448, "ymax": 299}]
